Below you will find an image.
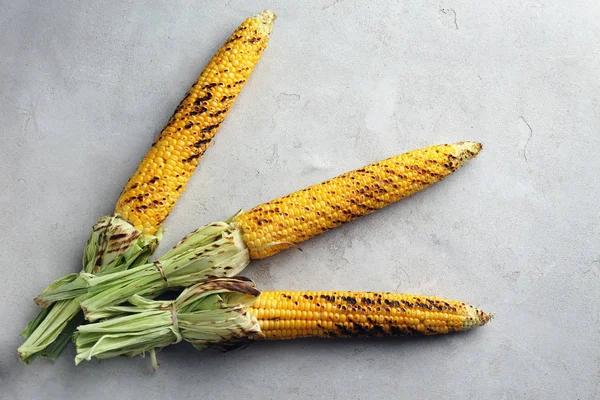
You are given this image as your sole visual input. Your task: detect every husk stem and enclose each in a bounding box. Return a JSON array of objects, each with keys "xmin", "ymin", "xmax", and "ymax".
[
  {"xmin": 37, "ymin": 212, "xmax": 251, "ymax": 321},
  {"xmin": 74, "ymin": 277, "xmax": 262, "ymax": 369},
  {"xmin": 18, "ymin": 215, "xmax": 161, "ymax": 363}
]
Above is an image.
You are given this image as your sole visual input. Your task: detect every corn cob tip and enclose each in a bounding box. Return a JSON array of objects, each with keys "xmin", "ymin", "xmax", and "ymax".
[
  {"xmin": 453, "ymin": 141, "xmax": 483, "ymax": 166},
  {"xmin": 463, "ymin": 305, "xmax": 493, "ymax": 330},
  {"xmin": 252, "ymin": 10, "xmax": 276, "ymax": 35}
]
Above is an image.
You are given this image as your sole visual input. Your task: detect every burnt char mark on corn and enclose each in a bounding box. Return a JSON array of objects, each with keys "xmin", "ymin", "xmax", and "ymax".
[
  {"xmin": 114, "ymin": 11, "xmax": 276, "ymax": 235},
  {"xmin": 236, "ymin": 142, "xmax": 482, "ymax": 259},
  {"xmin": 249, "ymin": 290, "xmax": 492, "ymax": 340}
]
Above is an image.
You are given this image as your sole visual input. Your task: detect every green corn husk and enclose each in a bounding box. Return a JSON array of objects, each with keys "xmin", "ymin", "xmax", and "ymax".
[
  {"xmin": 74, "ymin": 277, "xmax": 262, "ymax": 370},
  {"xmin": 18, "ymin": 215, "xmax": 161, "ymax": 363},
  {"xmin": 36, "ymin": 212, "xmax": 251, "ymax": 321}
]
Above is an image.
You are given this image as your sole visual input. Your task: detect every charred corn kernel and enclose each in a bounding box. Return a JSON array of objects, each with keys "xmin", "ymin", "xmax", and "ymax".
[
  {"xmin": 249, "ymin": 291, "xmax": 492, "ymax": 340},
  {"xmin": 235, "ymin": 142, "xmax": 482, "ymax": 258},
  {"xmin": 116, "ymin": 10, "xmax": 276, "ymax": 235}
]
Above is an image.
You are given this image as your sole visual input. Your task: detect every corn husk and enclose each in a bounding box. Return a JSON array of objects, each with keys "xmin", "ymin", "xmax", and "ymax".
[
  {"xmin": 36, "ymin": 213, "xmax": 250, "ymax": 321},
  {"xmin": 18, "ymin": 215, "xmax": 161, "ymax": 363},
  {"xmin": 74, "ymin": 277, "xmax": 262, "ymax": 370}
]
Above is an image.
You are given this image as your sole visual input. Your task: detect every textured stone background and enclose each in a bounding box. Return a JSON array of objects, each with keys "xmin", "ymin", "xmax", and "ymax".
[{"xmin": 2, "ymin": 1, "xmax": 599, "ymax": 399}]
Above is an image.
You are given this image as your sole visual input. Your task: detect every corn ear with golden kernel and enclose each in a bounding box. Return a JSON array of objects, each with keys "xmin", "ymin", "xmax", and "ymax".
[
  {"xmin": 19, "ymin": 10, "xmax": 276, "ymax": 363},
  {"xmin": 73, "ymin": 278, "xmax": 491, "ymax": 369},
  {"xmin": 116, "ymin": 10, "xmax": 276, "ymax": 236},
  {"xmin": 236, "ymin": 141, "xmax": 482, "ymax": 259},
  {"xmin": 250, "ymin": 290, "xmax": 492, "ymax": 340}
]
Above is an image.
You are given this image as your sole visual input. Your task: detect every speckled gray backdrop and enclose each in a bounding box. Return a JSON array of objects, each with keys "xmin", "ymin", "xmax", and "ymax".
[{"xmin": 1, "ymin": 0, "xmax": 599, "ymax": 399}]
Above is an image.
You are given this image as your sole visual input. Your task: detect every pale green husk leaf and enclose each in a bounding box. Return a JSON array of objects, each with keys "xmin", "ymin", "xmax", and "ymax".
[
  {"xmin": 18, "ymin": 214, "xmax": 160, "ymax": 363},
  {"xmin": 74, "ymin": 277, "xmax": 262, "ymax": 369}
]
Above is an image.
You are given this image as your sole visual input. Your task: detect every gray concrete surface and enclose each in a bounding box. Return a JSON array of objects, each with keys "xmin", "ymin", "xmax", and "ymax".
[{"xmin": 2, "ymin": 1, "xmax": 599, "ymax": 399}]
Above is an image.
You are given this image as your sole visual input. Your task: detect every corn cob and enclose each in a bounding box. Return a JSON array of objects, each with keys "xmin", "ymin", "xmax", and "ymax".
[
  {"xmin": 18, "ymin": 10, "xmax": 276, "ymax": 364},
  {"xmin": 73, "ymin": 278, "xmax": 491, "ymax": 369},
  {"xmin": 38, "ymin": 142, "xmax": 482, "ymax": 317},
  {"xmin": 116, "ymin": 10, "xmax": 276, "ymax": 235},
  {"xmin": 236, "ymin": 142, "xmax": 482, "ymax": 259},
  {"xmin": 249, "ymin": 290, "xmax": 492, "ymax": 339}
]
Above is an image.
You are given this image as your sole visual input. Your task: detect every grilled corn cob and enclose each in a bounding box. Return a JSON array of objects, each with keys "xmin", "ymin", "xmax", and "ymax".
[
  {"xmin": 73, "ymin": 278, "xmax": 491, "ymax": 369},
  {"xmin": 239, "ymin": 141, "xmax": 482, "ymax": 258},
  {"xmin": 250, "ymin": 290, "xmax": 492, "ymax": 339},
  {"xmin": 38, "ymin": 142, "xmax": 482, "ymax": 317},
  {"xmin": 18, "ymin": 10, "xmax": 276, "ymax": 363},
  {"xmin": 116, "ymin": 10, "xmax": 276, "ymax": 235}
]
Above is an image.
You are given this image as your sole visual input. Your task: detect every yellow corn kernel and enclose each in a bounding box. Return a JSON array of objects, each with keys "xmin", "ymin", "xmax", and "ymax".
[
  {"xmin": 248, "ymin": 290, "xmax": 492, "ymax": 340},
  {"xmin": 116, "ymin": 10, "xmax": 276, "ymax": 235},
  {"xmin": 235, "ymin": 142, "xmax": 482, "ymax": 258}
]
